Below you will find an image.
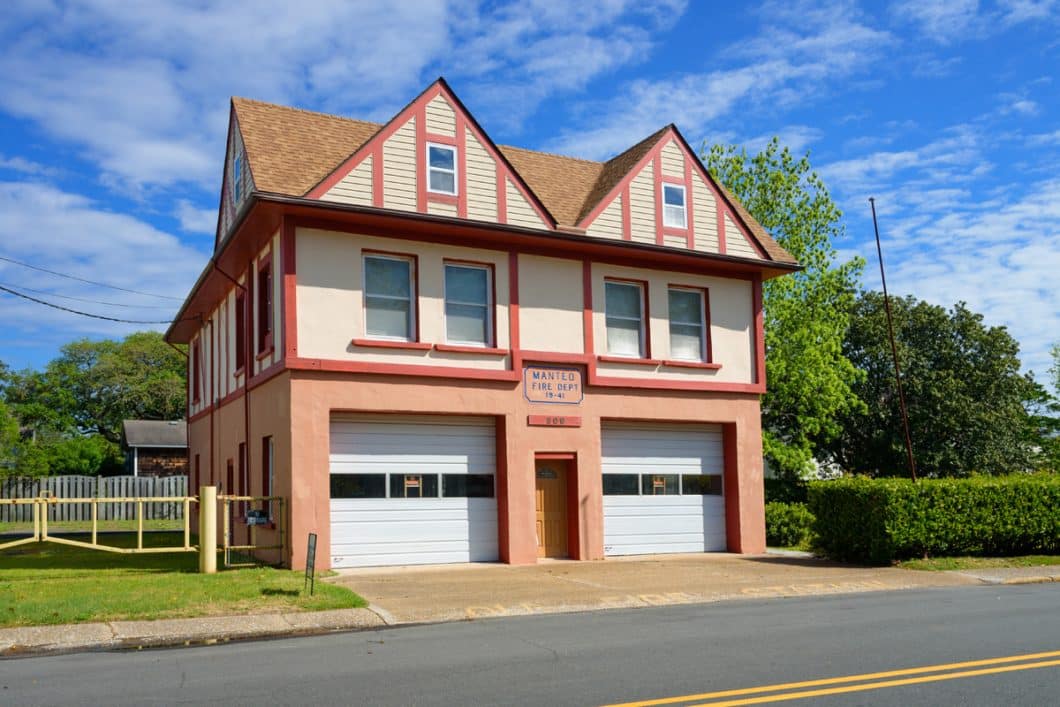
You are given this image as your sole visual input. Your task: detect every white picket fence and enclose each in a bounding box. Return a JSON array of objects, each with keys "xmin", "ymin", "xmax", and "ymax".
[{"xmin": 0, "ymin": 475, "xmax": 189, "ymax": 522}]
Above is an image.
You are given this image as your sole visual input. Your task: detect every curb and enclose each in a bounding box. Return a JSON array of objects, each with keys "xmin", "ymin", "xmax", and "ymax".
[{"xmin": 0, "ymin": 608, "xmax": 385, "ymax": 659}]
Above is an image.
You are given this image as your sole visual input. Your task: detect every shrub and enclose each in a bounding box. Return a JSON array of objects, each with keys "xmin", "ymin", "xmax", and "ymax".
[
  {"xmin": 765, "ymin": 502, "xmax": 815, "ymax": 548},
  {"xmin": 808, "ymin": 475, "xmax": 1060, "ymax": 564},
  {"xmin": 764, "ymin": 477, "xmax": 808, "ymax": 504}
]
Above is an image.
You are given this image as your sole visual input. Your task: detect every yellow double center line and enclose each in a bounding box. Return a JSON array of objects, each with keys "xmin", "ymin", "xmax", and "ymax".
[{"xmin": 603, "ymin": 649, "xmax": 1060, "ymax": 707}]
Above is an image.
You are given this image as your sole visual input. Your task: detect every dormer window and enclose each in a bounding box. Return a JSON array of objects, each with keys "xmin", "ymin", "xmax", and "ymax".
[
  {"xmin": 427, "ymin": 143, "xmax": 457, "ymax": 195},
  {"xmin": 232, "ymin": 151, "xmax": 243, "ymax": 203},
  {"xmin": 662, "ymin": 184, "xmax": 687, "ymax": 229}
]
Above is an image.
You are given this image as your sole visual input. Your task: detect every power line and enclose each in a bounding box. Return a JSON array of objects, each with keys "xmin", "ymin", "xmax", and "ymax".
[
  {"xmin": 0, "ymin": 254, "xmax": 184, "ymax": 301},
  {"xmin": 0, "ymin": 281, "xmax": 174, "ymax": 309},
  {"xmin": 0, "ymin": 283, "xmax": 198, "ymax": 325}
]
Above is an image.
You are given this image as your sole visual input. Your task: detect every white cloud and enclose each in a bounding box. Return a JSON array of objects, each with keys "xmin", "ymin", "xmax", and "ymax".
[
  {"xmin": 175, "ymin": 200, "xmax": 217, "ymax": 235},
  {"xmin": 0, "ymin": 155, "xmax": 57, "ymax": 177},
  {"xmin": 0, "ymin": 181, "xmax": 206, "ymax": 345},
  {"xmin": 890, "ymin": 0, "xmax": 980, "ymax": 43}
]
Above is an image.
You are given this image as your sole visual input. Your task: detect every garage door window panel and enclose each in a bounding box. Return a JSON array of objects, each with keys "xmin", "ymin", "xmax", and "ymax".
[
  {"xmin": 603, "ymin": 474, "xmax": 640, "ymax": 495},
  {"xmin": 642, "ymin": 474, "xmax": 680, "ymax": 495},
  {"xmin": 331, "ymin": 473, "xmax": 387, "ymax": 498},
  {"xmin": 668, "ymin": 287, "xmax": 706, "ymax": 362},
  {"xmin": 364, "ymin": 255, "xmax": 415, "ymax": 340},
  {"xmin": 605, "ymin": 280, "xmax": 647, "ymax": 357},
  {"xmin": 681, "ymin": 474, "xmax": 723, "ymax": 495},
  {"xmin": 443, "ymin": 474, "xmax": 495, "ymax": 498},
  {"xmin": 444, "ymin": 263, "xmax": 492, "ymax": 346},
  {"xmin": 390, "ymin": 473, "xmax": 439, "ymax": 498}
]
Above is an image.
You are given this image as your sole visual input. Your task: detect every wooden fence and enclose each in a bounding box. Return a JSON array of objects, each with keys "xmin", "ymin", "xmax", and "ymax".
[{"xmin": 0, "ymin": 475, "xmax": 189, "ymax": 522}]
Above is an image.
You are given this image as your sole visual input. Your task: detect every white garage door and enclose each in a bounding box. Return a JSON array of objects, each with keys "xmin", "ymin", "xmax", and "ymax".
[
  {"xmin": 329, "ymin": 415, "xmax": 499, "ymax": 568},
  {"xmin": 602, "ymin": 422, "xmax": 726, "ymax": 556}
]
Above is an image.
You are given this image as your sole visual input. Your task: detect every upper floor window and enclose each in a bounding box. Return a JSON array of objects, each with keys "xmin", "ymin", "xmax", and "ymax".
[
  {"xmin": 232, "ymin": 151, "xmax": 244, "ymax": 204},
  {"xmin": 191, "ymin": 340, "xmax": 202, "ymax": 403},
  {"xmin": 605, "ymin": 280, "xmax": 645, "ymax": 358},
  {"xmin": 444, "ymin": 263, "xmax": 492, "ymax": 346},
  {"xmin": 427, "ymin": 143, "xmax": 457, "ymax": 195},
  {"xmin": 662, "ymin": 184, "xmax": 687, "ymax": 229},
  {"xmin": 364, "ymin": 254, "xmax": 415, "ymax": 340},
  {"xmin": 257, "ymin": 258, "xmax": 273, "ymax": 354},
  {"xmin": 668, "ymin": 287, "xmax": 706, "ymax": 361},
  {"xmin": 234, "ymin": 291, "xmax": 247, "ymax": 371}
]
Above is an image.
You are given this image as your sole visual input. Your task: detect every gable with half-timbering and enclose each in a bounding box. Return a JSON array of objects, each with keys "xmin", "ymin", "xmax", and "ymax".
[{"xmin": 307, "ymin": 84, "xmax": 553, "ymax": 231}]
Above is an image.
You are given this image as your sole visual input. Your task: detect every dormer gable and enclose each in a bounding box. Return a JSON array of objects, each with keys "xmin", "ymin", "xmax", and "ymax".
[
  {"xmin": 214, "ymin": 107, "xmax": 255, "ymax": 251},
  {"xmin": 577, "ymin": 126, "xmax": 768, "ymax": 261},
  {"xmin": 307, "ymin": 79, "xmax": 556, "ymax": 231}
]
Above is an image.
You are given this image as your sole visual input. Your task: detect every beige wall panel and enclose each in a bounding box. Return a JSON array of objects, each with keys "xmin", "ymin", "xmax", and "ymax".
[
  {"xmin": 506, "ymin": 179, "xmax": 548, "ymax": 230},
  {"xmin": 591, "ymin": 263, "xmax": 754, "ymax": 384},
  {"xmin": 295, "ymin": 228, "xmax": 510, "ymax": 370},
  {"xmin": 465, "ymin": 130, "xmax": 497, "ymax": 223},
  {"xmin": 383, "ymin": 119, "xmax": 417, "ymax": 212},
  {"xmin": 518, "ymin": 255, "xmax": 584, "ymax": 354},
  {"xmin": 664, "ymin": 234, "xmax": 687, "ymax": 249},
  {"xmin": 628, "ymin": 162, "xmax": 656, "ymax": 244},
  {"xmin": 425, "ymin": 95, "xmax": 457, "ymax": 137},
  {"xmin": 725, "ymin": 213, "xmax": 761, "ymax": 259},
  {"xmin": 427, "ymin": 200, "xmax": 458, "ymax": 217},
  {"xmin": 321, "ymin": 155, "xmax": 373, "ymax": 206},
  {"xmin": 660, "ymin": 140, "xmax": 685, "ymax": 178},
  {"xmin": 586, "ymin": 194, "xmax": 623, "ymax": 240},
  {"xmin": 692, "ymin": 172, "xmax": 719, "ymax": 253}
]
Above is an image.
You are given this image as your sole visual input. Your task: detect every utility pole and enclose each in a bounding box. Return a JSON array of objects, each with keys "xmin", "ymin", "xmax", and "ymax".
[{"xmin": 869, "ymin": 198, "xmax": 918, "ymax": 482}]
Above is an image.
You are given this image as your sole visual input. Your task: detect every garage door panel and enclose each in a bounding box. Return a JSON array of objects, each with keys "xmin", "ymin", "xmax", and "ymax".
[
  {"xmin": 602, "ymin": 423, "xmax": 727, "ymax": 556},
  {"xmin": 329, "ymin": 417, "xmax": 498, "ymax": 568}
]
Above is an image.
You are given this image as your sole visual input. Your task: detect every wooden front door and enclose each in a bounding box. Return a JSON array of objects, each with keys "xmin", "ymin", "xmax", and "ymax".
[{"xmin": 535, "ymin": 460, "xmax": 569, "ymax": 558}]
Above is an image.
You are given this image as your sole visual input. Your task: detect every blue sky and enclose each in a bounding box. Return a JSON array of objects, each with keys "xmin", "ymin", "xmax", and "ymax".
[{"xmin": 0, "ymin": 0, "xmax": 1057, "ymax": 382}]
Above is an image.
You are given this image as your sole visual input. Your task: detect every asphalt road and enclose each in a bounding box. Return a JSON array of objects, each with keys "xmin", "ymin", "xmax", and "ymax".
[{"xmin": 3, "ymin": 583, "xmax": 1058, "ymax": 706}]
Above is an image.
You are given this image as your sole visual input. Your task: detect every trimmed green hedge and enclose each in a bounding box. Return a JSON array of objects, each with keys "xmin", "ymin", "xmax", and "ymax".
[
  {"xmin": 808, "ymin": 475, "xmax": 1060, "ymax": 564},
  {"xmin": 765, "ymin": 502, "xmax": 814, "ymax": 548},
  {"xmin": 764, "ymin": 477, "xmax": 808, "ymax": 504}
]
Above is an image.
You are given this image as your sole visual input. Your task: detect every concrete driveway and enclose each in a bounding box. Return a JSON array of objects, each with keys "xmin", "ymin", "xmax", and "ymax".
[{"xmin": 330, "ymin": 552, "xmax": 979, "ymax": 624}]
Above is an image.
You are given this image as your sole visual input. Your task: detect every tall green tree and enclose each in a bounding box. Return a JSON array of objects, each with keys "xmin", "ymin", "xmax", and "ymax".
[
  {"xmin": 704, "ymin": 138, "xmax": 865, "ymax": 477},
  {"xmin": 824, "ymin": 292, "xmax": 1042, "ymax": 476}
]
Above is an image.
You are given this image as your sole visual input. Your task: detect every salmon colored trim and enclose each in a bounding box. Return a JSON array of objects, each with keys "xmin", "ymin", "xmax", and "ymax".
[
  {"xmin": 667, "ymin": 283, "xmax": 712, "ymax": 363},
  {"xmin": 534, "ymin": 451, "xmax": 577, "ymax": 459},
  {"xmin": 577, "ymin": 129, "xmax": 670, "ymax": 230},
  {"xmin": 456, "ymin": 115, "xmax": 468, "ymax": 218},
  {"xmin": 427, "ymin": 193, "xmax": 459, "ymax": 205},
  {"xmin": 753, "ymin": 275, "xmax": 765, "ymax": 387},
  {"xmin": 684, "ymin": 158, "xmax": 695, "ymax": 249},
  {"xmin": 351, "ymin": 338, "xmax": 432, "ymax": 351},
  {"xmin": 282, "ymin": 219, "xmax": 297, "ymax": 360},
  {"xmin": 621, "ymin": 186, "xmax": 632, "ymax": 240},
  {"xmin": 255, "ymin": 348, "xmax": 274, "ymax": 362},
  {"xmin": 597, "ymin": 355, "xmax": 662, "ymax": 366},
  {"xmin": 660, "ymin": 173, "xmax": 685, "ymax": 185},
  {"xmin": 287, "ymin": 356, "xmax": 521, "ymax": 382},
  {"xmin": 424, "ymin": 131, "xmax": 457, "ymax": 145},
  {"xmin": 508, "ymin": 252, "xmax": 520, "ymax": 370},
  {"xmin": 582, "ymin": 260, "xmax": 594, "ymax": 357},
  {"xmin": 653, "ymin": 156, "xmax": 664, "ymax": 245},
  {"xmin": 519, "ymin": 350, "xmax": 592, "ymax": 365},
  {"xmin": 186, "ymin": 360, "xmax": 287, "ymax": 424},
  {"xmin": 565, "ymin": 457, "xmax": 581, "ymax": 560},
  {"xmin": 496, "ymin": 415, "xmax": 510, "ymax": 563},
  {"xmin": 722, "ymin": 422, "xmax": 741, "ymax": 551},
  {"xmin": 589, "ymin": 373, "xmax": 765, "ymax": 394},
  {"xmin": 527, "ymin": 416, "xmax": 582, "ymax": 427},
  {"xmin": 496, "ymin": 172, "xmax": 508, "ymax": 224},
  {"xmin": 717, "ymin": 205, "xmax": 728, "ymax": 254},
  {"xmin": 416, "ymin": 106, "xmax": 427, "ymax": 211},
  {"xmin": 371, "ymin": 148, "xmax": 383, "ymax": 207},
  {"xmin": 434, "ymin": 344, "xmax": 509, "ymax": 355},
  {"xmin": 662, "ymin": 360, "xmax": 722, "ymax": 370}
]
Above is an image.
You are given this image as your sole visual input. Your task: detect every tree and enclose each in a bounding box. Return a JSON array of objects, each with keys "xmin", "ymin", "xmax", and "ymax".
[
  {"xmin": 40, "ymin": 331, "xmax": 186, "ymax": 444},
  {"xmin": 823, "ymin": 292, "xmax": 1043, "ymax": 476},
  {"xmin": 1052, "ymin": 343, "xmax": 1060, "ymax": 393},
  {"xmin": 704, "ymin": 138, "xmax": 865, "ymax": 477}
]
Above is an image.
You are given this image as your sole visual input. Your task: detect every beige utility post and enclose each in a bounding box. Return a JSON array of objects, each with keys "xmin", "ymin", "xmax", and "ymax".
[{"xmin": 199, "ymin": 486, "xmax": 217, "ymax": 574}]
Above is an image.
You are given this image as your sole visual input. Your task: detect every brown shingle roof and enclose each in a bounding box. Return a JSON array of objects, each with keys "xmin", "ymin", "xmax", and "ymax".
[
  {"xmin": 229, "ymin": 96, "xmax": 796, "ymax": 264},
  {"xmin": 232, "ymin": 97, "xmax": 380, "ymax": 196}
]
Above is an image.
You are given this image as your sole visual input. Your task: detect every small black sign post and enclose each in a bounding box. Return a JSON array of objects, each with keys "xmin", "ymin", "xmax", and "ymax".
[{"xmin": 304, "ymin": 533, "xmax": 317, "ymax": 596}]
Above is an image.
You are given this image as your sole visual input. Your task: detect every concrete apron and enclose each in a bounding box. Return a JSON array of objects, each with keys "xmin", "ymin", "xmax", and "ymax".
[{"xmin": 331, "ymin": 552, "xmax": 982, "ymax": 625}]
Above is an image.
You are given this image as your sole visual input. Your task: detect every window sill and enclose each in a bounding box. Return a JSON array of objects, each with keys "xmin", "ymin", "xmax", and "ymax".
[
  {"xmin": 597, "ymin": 355, "xmax": 663, "ymax": 366},
  {"xmin": 434, "ymin": 343, "xmax": 509, "ymax": 355},
  {"xmin": 233, "ymin": 366, "xmax": 245, "ymax": 377},
  {"xmin": 255, "ymin": 348, "xmax": 274, "ymax": 362},
  {"xmin": 662, "ymin": 359, "xmax": 722, "ymax": 370},
  {"xmin": 351, "ymin": 338, "xmax": 432, "ymax": 351}
]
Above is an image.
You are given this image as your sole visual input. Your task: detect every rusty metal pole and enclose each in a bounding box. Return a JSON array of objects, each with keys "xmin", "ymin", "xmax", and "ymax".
[{"xmin": 869, "ymin": 198, "xmax": 918, "ymax": 482}]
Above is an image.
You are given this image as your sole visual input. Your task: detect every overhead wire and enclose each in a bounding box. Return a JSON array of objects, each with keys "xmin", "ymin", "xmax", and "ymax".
[
  {"xmin": 0, "ymin": 281, "xmax": 174, "ymax": 309},
  {"xmin": 0, "ymin": 283, "xmax": 197, "ymax": 325},
  {"xmin": 0, "ymin": 254, "xmax": 184, "ymax": 301}
]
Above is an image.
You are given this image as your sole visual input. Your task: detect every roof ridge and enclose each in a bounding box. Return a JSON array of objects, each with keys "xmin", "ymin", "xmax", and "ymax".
[
  {"xmin": 498, "ymin": 144, "xmax": 603, "ymax": 166},
  {"xmin": 231, "ymin": 96, "xmax": 381, "ymax": 130}
]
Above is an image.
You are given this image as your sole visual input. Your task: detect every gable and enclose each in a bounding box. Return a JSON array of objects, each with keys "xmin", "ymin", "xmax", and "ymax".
[
  {"xmin": 217, "ymin": 113, "xmax": 254, "ymax": 245},
  {"xmin": 310, "ymin": 81, "xmax": 555, "ymax": 231},
  {"xmin": 578, "ymin": 130, "xmax": 767, "ymax": 261}
]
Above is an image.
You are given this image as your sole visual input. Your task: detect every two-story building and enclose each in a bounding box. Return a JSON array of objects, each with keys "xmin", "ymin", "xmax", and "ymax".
[{"xmin": 166, "ymin": 79, "xmax": 799, "ymax": 570}]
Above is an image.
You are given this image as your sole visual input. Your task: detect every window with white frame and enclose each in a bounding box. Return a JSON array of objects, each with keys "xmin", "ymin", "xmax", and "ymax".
[
  {"xmin": 662, "ymin": 184, "xmax": 687, "ymax": 228},
  {"xmin": 363, "ymin": 255, "xmax": 415, "ymax": 340},
  {"xmin": 668, "ymin": 287, "xmax": 706, "ymax": 361},
  {"xmin": 444, "ymin": 263, "xmax": 492, "ymax": 346},
  {"xmin": 605, "ymin": 280, "xmax": 645, "ymax": 357},
  {"xmin": 427, "ymin": 143, "xmax": 457, "ymax": 195}
]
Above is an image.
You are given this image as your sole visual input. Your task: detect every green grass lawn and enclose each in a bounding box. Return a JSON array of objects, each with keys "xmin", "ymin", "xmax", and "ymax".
[
  {"xmin": 0, "ymin": 519, "xmax": 183, "ymax": 534},
  {"xmin": 899, "ymin": 555, "xmax": 1060, "ymax": 571},
  {"xmin": 0, "ymin": 532, "xmax": 366, "ymax": 628}
]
